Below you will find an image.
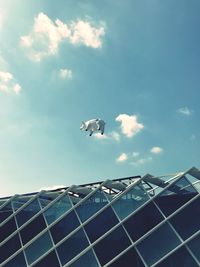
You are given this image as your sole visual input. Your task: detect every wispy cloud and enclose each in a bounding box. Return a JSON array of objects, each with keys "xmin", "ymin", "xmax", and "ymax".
[
  {"xmin": 20, "ymin": 13, "xmax": 105, "ymax": 61},
  {"xmin": 178, "ymin": 107, "xmax": 192, "ymax": 116},
  {"xmin": 131, "ymin": 156, "xmax": 152, "ymax": 166},
  {"xmin": 150, "ymin": 146, "xmax": 163, "ymax": 154},
  {"xmin": 93, "ymin": 131, "xmax": 120, "ymax": 141},
  {"xmin": 0, "ymin": 71, "xmax": 22, "ymax": 94},
  {"xmin": 132, "ymin": 151, "xmax": 140, "ymax": 157},
  {"xmin": 59, "ymin": 68, "xmax": 72, "ymax": 79},
  {"xmin": 116, "ymin": 114, "xmax": 144, "ymax": 138},
  {"xmin": 116, "ymin": 153, "xmax": 128, "ymax": 163}
]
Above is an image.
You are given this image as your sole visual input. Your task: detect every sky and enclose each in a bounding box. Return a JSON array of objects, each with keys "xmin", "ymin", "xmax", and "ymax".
[{"xmin": 0, "ymin": 0, "xmax": 200, "ymax": 197}]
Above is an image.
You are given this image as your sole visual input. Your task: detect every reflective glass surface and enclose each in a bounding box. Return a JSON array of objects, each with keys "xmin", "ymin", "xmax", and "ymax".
[
  {"xmin": 25, "ymin": 231, "xmax": 53, "ymax": 265},
  {"xmin": 154, "ymin": 246, "xmax": 199, "ymax": 267},
  {"xmin": 112, "ymin": 183, "xmax": 149, "ymax": 220},
  {"xmin": 137, "ymin": 223, "xmax": 181, "ymax": 266},
  {"xmin": 84, "ymin": 206, "xmax": 119, "ymax": 243},
  {"xmin": 69, "ymin": 250, "xmax": 99, "ymax": 267},
  {"xmin": 50, "ymin": 210, "xmax": 80, "ymax": 244},
  {"xmin": 20, "ymin": 214, "xmax": 47, "ymax": 245},
  {"xmin": 154, "ymin": 177, "xmax": 198, "ymax": 216},
  {"xmin": 57, "ymin": 228, "xmax": 89, "ymax": 265},
  {"xmin": 76, "ymin": 190, "xmax": 108, "ymax": 223},
  {"xmin": 0, "ymin": 202, "xmax": 13, "ymax": 223},
  {"xmin": 0, "ymin": 217, "xmax": 17, "ymax": 242},
  {"xmin": 32, "ymin": 250, "xmax": 60, "ymax": 267},
  {"xmin": 170, "ymin": 197, "xmax": 200, "ymax": 240},
  {"xmin": 187, "ymin": 235, "xmax": 200, "ymax": 261},
  {"xmin": 3, "ymin": 253, "xmax": 27, "ymax": 267},
  {"xmin": 44, "ymin": 194, "xmax": 72, "ymax": 225},
  {"xmin": 12, "ymin": 197, "xmax": 31, "ymax": 211},
  {"xmin": 123, "ymin": 201, "xmax": 164, "ymax": 242},
  {"xmin": 108, "ymin": 247, "xmax": 145, "ymax": 267},
  {"xmin": 94, "ymin": 225, "xmax": 131, "ymax": 266},
  {"xmin": 0, "ymin": 233, "xmax": 21, "ymax": 264},
  {"xmin": 16, "ymin": 199, "xmax": 41, "ymax": 227},
  {"xmin": 38, "ymin": 191, "xmax": 61, "ymax": 208}
]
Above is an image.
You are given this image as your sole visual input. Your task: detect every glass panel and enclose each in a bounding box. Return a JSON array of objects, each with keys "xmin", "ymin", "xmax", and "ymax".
[
  {"xmin": 20, "ymin": 214, "xmax": 47, "ymax": 245},
  {"xmin": 154, "ymin": 246, "xmax": 199, "ymax": 267},
  {"xmin": 3, "ymin": 252, "xmax": 27, "ymax": 267},
  {"xmin": 170, "ymin": 197, "xmax": 200, "ymax": 240},
  {"xmin": 137, "ymin": 223, "xmax": 181, "ymax": 266},
  {"xmin": 44, "ymin": 194, "xmax": 72, "ymax": 225},
  {"xmin": 84, "ymin": 206, "xmax": 119, "ymax": 243},
  {"xmin": 25, "ymin": 231, "xmax": 53, "ymax": 265},
  {"xmin": 50, "ymin": 210, "xmax": 80, "ymax": 244},
  {"xmin": 108, "ymin": 247, "xmax": 145, "ymax": 267},
  {"xmin": 32, "ymin": 250, "xmax": 60, "ymax": 267},
  {"xmin": 154, "ymin": 177, "xmax": 198, "ymax": 216},
  {"xmin": 57, "ymin": 228, "xmax": 89, "ymax": 265},
  {"xmin": 0, "ymin": 202, "xmax": 13, "ymax": 223},
  {"xmin": 187, "ymin": 235, "xmax": 200, "ymax": 261},
  {"xmin": 0, "ymin": 233, "xmax": 21, "ymax": 264},
  {"xmin": 94, "ymin": 225, "xmax": 131, "ymax": 266},
  {"xmin": 76, "ymin": 190, "xmax": 108, "ymax": 223},
  {"xmin": 69, "ymin": 250, "xmax": 99, "ymax": 267},
  {"xmin": 12, "ymin": 196, "xmax": 32, "ymax": 211},
  {"xmin": 112, "ymin": 183, "xmax": 149, "ymax": 220},
  {"xmin": 16, "ymin": 199, "xmax": 41, "ymax": 227},
  {"xmin": 0, "ymin": 217, "xmax": 17, "ymax": 242},
  {"xmin": 123, "ymin": 201, "xmax": 164, "ymax": 242},
  {"xmin": 38, "ymin": 191, "xmax": 62, "ymax": 208}
]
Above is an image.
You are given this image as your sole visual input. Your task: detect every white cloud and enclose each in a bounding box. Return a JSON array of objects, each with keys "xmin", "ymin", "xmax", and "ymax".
[
  {"xmin": 0, "ymin": 71, "xmax": 22, "ymax": 94},
  {"xmin": 178, "ymin": 107, "xmax": 192, "ymax": 116},
  {"xmin": 116, "ymin": 153, "xmax": 128, "ymax": 163},
  {"xmin": 110, "ymin": 131, "xmax": 120, "ymax": 141},
  {"xmin": 150, "ymin": 146, "xmax": 163, "ymax": 154},
  {"xmin": 131, "ymin": 156, "xmax": 152, "ymax": 166},
  {"xmin": 20, "ymin": 13, "xmax": 105, "ymax": 61},
  {"xmin": 132, "ymin": 152, "xmax": 140, "ymax": 157},
  {"xmin": 70, "ymin": 20, "xmax": 105, "ymax": 48},
  {"xmin": 93, "ymin": 131, "xmax": 120, "ymax": 141},
  {"xmin": 59, "ymin": 68, "xmax": 72, "ymax": 79},
  {"xmin": 93, "ymin": 132, "xmax": 108, "ymax": 139},
  {"xmin": 116, "ymin": 114, "xmax": 144, "ymax": 138},
  {"xmin": 39, "ymin": 184, "xmax": 66, "ymax": 191}
]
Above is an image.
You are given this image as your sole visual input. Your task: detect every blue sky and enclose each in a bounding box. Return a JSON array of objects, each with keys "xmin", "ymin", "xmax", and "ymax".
[{"xmin": 0, "ymin": 0, "xmax": 200, "ymax": 196}]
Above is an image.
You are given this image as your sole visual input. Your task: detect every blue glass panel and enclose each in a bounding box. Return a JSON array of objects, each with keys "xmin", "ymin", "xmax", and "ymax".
[
  {"xmin": 50, "ymin": 210, "xmax": 80, "ymax": 244},
  {"xmin": 20, "ymin": 214, "xmax": 47, "ymax": 245},
  {"xmin": 108, "ymin": 247, "xmax": 145, "ymax": 267},
  {"xmin": 16, "ymin": 199, "xmax": 41, "ymax": 227},
  {"xmin": 25, "ymin": 231, "xmax": 53, "ymax": 265},
  {"xmin": 112, "ymin": 183, "xmax": 149, "ymax": 220},
  {"xmin": 84, "ymin": 206, "xmax": 119, "ymax": 243},
  {"xmin": 76, "ymin": 190, "xmax": 108, "ymax": 223},
  {"xmin": 0, "ymin": 202, "xmax": 13, "ymax": 223},
  {"xmin": 187, "ymin": 235, "xmax": 200, "ymax": 261},
  {"xmin": 3, "ymin": 253, "xmax": 27, "ymax": 267},
  {"xmin": 94, "ymin": 225, "xmax": 131, "ymax": 266},
  {"xmin": 38, "ymin": 192, "xmax": 61, "ymax": 208},
  {"xmin": 0, "ymin": 217, "xmax": 17, "ymax": 242},
  {"xmin": 155, "ymin": 177, "xmax": 198, "ymax": 216},
  {"xmin": 57, "ymin": 228, "xmax": 89, "ymax": 265},
  {"xmin": 32, "ymin": 251, "xmax": 60, "ymax": 267},
  {"xmin": 123, "ymin": 201, "xmax": 164, "ymax": 242},
  {"xmin": 137, "ymin": 223, "xmax": 181, "ymax": 266},
  {"xmin": 69, "ymin": 250, "xmax": 99, "ymax": 267},
  {"xmin": 12, "ymin": 197, "xmax": 32, "ymax": 211},
  {"xmin": 154, "ymin": 246, "xmax": 199, "ymax": 267},
  {"xmin": 170, "ymin": 197, "xmax": 200, "ymax": 240},
  {"xmin": 0, "ymin": 234, "xmax": 21, "ymax": 264},
  {"xmin": 44, "ymin": 194, "xmax": 72, "ymax": 225}
]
